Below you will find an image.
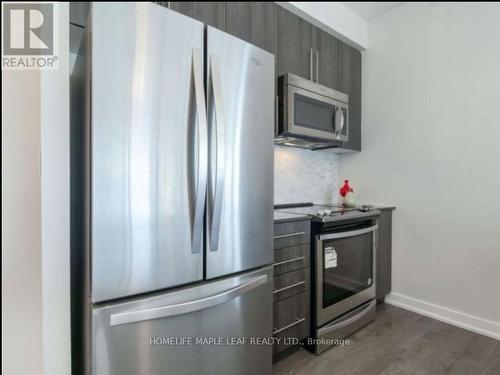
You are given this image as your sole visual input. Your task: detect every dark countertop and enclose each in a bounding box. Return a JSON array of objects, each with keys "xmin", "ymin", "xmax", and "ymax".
[
  {"xmin": 273, "ymin": 203, "xmax": 395, "ymax": 223},
  {"xmin": 373, "ymin": 205, "xmax": 396, "ymax": 211},
  {"xmin": 275, "ymin": 208, "xmax": 380, "ymax": 223},
  {"xmin": 273, "ymin": 211, "xmax": 310, "ymax": 224}
]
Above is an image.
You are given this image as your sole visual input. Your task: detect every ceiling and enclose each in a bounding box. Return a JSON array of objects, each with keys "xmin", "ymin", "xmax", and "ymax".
[{"xmin": 341, "ymin": 2, "xmax": 403, "ymax": 22}]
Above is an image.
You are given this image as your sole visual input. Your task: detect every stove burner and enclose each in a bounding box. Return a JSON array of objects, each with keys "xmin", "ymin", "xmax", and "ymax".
[{"xmin": 317, "ymin": 209, "xmax": 332, "ymax": 217}]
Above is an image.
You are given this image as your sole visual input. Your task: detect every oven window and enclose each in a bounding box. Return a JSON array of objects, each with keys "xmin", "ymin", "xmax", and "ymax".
[
  {"xmin": 294, "ymin": 93, "xmax": 335, "ymax": 133},
  {"xmin": 322, "ymin": 231, "xmax": 373, "ymax": 308}
]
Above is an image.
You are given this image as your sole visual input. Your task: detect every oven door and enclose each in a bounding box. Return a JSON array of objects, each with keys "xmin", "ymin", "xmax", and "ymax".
[
  {"xmin": 316, "ymin": 224, "xmax": 377, "ymax": 326},
  {"xmin": 286, "ymin": 85, "xmax": 348, "ymax": 142}
]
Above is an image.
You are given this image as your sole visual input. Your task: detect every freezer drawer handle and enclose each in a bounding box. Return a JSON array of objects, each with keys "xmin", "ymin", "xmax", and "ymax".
[
  {"xmin": 273, "ymin": 281, "xmax": 306, "ymax": 294},
  {"xmin": 273, "ymin": 317, "xmax": 306, "ymax": 335},
  {"xmin": 273, "ymin": 256, "xmax": 305, "ymax": 267},
  {"xmin": 273, "ymin": 231, "xmax": 306, "ymax": 240},
  {"xmin": 109, "ymin": 274, "xmax": 268, "ymax": 327}
]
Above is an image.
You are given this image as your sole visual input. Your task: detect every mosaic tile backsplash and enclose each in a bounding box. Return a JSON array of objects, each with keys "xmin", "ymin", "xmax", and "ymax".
[{"xmin": 274, "ymin": 146, "xmax": 339, "ymax": 205}]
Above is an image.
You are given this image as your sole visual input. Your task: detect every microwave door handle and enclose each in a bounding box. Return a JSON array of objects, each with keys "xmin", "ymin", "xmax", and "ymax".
[
  {"xmin": 316, "ymin": 51, "xmax": 319, "ymax": 83},
  {"xmin": 334, "ymin": 106, "xmax": 344, "ymax": 137},
  {"xmin": 208, "ymin": 54, "xmax": 225, "ymax": 252},
  {"xmin": 191, "ymin": 48, "xmax": 208, "ymax": 254},
  {"xmin": 339, "ymin": 108, "xmax": 345, "ymax": 135},
  {"xmin": 309, "ymin": 49, "xmax": 314, "ymax": 81},
  {"xmin": 333, "ymin": 105, "xmax": 339, "ymax": 135}
]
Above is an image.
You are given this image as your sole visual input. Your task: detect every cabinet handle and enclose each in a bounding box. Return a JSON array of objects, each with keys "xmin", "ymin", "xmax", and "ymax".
[
  {"xmin": 273, "ymin": 317, "xmax": 306, "ymax": 335},
  {"xmin": 273, "ymin": 231, "xmax": 306, "ymax": 240},
  {"xmin": 309, "ymin": 48, "xmax": 313, "ymax": 81},
  {"xmin": 273, "ymin": 256, "xmax": 305, "ymax": 267},
  {"xmin": 273, "ymin": 280, "xmax": 306, "ymax": 294},
  {"xmin": 316, "ymin": 51, "xmax": 319, "ymax": 83}
]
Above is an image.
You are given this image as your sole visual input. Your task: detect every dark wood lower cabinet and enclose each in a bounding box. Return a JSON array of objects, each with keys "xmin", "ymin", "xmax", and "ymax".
[
  {"xmin": 273, "ymin": 292, "xmax": 310, "ymax": 355},
  {"xmin": 273, "ymin": 219, "xmax": 311, "ymax": 357},
  {"xmin": 376, "ymin": 208, "xmax": 394, "ymax": 301},
  {"xmin": 273, "ymin": 268, "xmax": 310, "ymax": 302}
]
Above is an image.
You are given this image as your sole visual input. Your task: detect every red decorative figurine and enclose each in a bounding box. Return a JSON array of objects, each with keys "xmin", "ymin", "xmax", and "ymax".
[
  {"xmin": 340, "ymin": 180, "xmax": 356, "ymax": 207},
  {"xmin": 339, "ymin": 180, "xmax": 353, "ymax": 197}
]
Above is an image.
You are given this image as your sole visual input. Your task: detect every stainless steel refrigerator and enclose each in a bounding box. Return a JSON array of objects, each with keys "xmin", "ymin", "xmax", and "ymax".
[{"xmin": 71, "ymin": 3, "xmax": 274, "ymax": 375}]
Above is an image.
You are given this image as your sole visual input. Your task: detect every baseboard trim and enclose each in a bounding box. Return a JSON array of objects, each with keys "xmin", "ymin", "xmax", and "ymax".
[{"xmin": 385, "ymin": 293, "xmax": 500, "ymax": 340}]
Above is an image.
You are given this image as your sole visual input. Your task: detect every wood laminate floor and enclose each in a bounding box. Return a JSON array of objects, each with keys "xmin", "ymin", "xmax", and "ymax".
[{"xmin": 273, "ymin": 304, "xmax": 500, "ymax": 375}]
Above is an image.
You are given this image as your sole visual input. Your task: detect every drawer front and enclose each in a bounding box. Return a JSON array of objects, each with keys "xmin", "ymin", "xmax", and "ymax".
[
  {"xmin": 273, "ymin": 244, "xmax": 310, "ymax": 276},
  {"xmin": 273, "ymin": 268, "xmax": 310, "ymax": 303},
  {"xmin": 273, "ymin": 292, "xmax": 310, "ymax": 355},
  {"xmin": 273, "ymin": 220, "xmax": 310, "ymax": 249}
]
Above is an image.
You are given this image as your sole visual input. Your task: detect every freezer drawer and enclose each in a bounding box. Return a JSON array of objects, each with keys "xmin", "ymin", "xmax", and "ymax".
[{"xmin": 91, "ymin": 267, "xmax": 273, "ymax": 375}]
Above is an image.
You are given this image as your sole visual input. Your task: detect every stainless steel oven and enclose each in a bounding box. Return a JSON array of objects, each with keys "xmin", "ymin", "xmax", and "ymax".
[
  {"xmin": 316, "ymin": 222, "xmax": 377, "ymax": 326},
  {"xmin": 276, "ymin": 73, "xmax": 348, "ymax": 150},
  {"xmin": 275, "ymin": 204, "xmax": 379, "ymax": 355}
]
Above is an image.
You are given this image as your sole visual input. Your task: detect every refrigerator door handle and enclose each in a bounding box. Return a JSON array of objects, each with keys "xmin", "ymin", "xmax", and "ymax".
[
  {"xmin": 208, "ymin": 54, "xmax": 225, "ymax": 252},
  {"xmin": 109, "ymin": 274, "xmax": 267, "ymax": 326},
  {"xmin": 191, "ymin": 47, "xmax": 208, "ymax": 254}
]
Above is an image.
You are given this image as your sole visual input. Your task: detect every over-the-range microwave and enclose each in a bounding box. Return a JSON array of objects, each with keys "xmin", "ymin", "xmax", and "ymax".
[{"xmin": 276, "ymin": 73, "xmax": 348, "ymax": 150}]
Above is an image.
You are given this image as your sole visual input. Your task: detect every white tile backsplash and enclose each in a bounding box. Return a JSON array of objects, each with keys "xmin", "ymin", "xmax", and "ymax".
[{"xmin": 274, "ymin": 146, "xmax": 339, "ymax": 205}]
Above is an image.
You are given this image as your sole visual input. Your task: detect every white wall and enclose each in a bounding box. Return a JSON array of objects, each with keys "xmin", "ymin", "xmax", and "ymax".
[
  {"xmin": 40, "ymin": 3, "xmax": 71, "ymax": 373},
  {"xmin": 339, "ymin": 3, "xmax": 500, "ymax": 338},
  {"xmin": 275, "ymin": 146, "xmax": 339, "ymax": 205},
  {"xmin": 2, "ymin": 67, "xmax": 44, "ymax": 375},
  {"xmin": 2, "ymin": 4, "xmax": 71, "ymax": 375},
  {"xmin": 282, "ymin": 2, "xmax": 368, "ymax": 50}
]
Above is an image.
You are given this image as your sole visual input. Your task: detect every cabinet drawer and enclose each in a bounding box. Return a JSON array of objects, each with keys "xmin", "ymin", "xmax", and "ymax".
[
  {"xmin": 273, "ymin": 220, "xmax": 310, "ymax": 249},
  {"xmin": 273, "ymin": 244, "xmax": 310, "ymax": 276},
  {"xmin": 273, "ymin": 292, "xmax": 310, "ymax": 355},
  {"xmin": 273, "ymin": 268, "xmax": 310, "ymax": 302}
]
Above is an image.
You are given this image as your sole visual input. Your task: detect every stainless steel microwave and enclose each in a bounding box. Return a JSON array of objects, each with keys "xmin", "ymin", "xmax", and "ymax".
[{"xmin": 276, "ymin": 73, "xmax": 348, "ymax": 150}]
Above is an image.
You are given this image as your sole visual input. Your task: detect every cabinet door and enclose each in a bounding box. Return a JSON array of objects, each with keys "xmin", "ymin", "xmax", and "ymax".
[
  {"xmin": 169, "ymin": 2, "xmax": 225, "ymax": 30},
  {"xmin": 312, "ymin": 26, "xmax": 339, "ymax": 89},
  {"xmin": 225, "ymin": 2, "xmax": 278, "ymax": 55},
  {"xmin": 277, "ymin": 7, "xmax": 313, "ymax": 80},
  {"xmin": 376, "ymin": 209, "xmax": 393, "ymax": 300},
  {"xmin": 339, "ymin": 42, "xmax": 362, "ymax": 151}
]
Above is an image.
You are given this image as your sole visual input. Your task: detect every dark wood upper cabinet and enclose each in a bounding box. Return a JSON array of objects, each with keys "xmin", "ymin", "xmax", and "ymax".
[
  {"xmin": 169, "ymin": 2, "xmax": 225, "ymax": 30},
  {"xmin": 312, "ymin": 26, "xmax": 339, "ymax": 89},
  {"xmin": 70, "ymin": 2, "xmax": 90, "ymax": 28},
  {"xmin": 339, "ymin": 41, "xmax": 362, "ymax": 151},
  {"xmin": 153, "ymin": 2, "xmax": 362, "ymax": 152},
  {"xmin": 225, "ymin": 2, "xmax": 278, "ymax": 55},
  {"xmin": 277, "ymin": 7, "xmax": 314, "ymax": 81}
]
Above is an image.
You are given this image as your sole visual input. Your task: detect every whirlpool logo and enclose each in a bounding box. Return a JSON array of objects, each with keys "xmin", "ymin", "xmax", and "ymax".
[{"xmin": 2, "ymin": 2, "xmax": 59, "ymax": 70}]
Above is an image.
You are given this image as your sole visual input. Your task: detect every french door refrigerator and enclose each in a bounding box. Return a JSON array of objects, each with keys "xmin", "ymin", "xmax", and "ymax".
[{"xmin": 71, "ymin": 3, "xmax": 274, "ymax": 375}]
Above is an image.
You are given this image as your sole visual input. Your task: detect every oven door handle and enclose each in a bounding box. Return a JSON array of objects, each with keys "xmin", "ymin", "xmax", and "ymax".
[
  {"xmin": 318, "ymin": 225, "xmax": 378, "ymax": 241},
  {"xmin": 317, "ymin": 300, "xmax": 376, "ymax": 336}
]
